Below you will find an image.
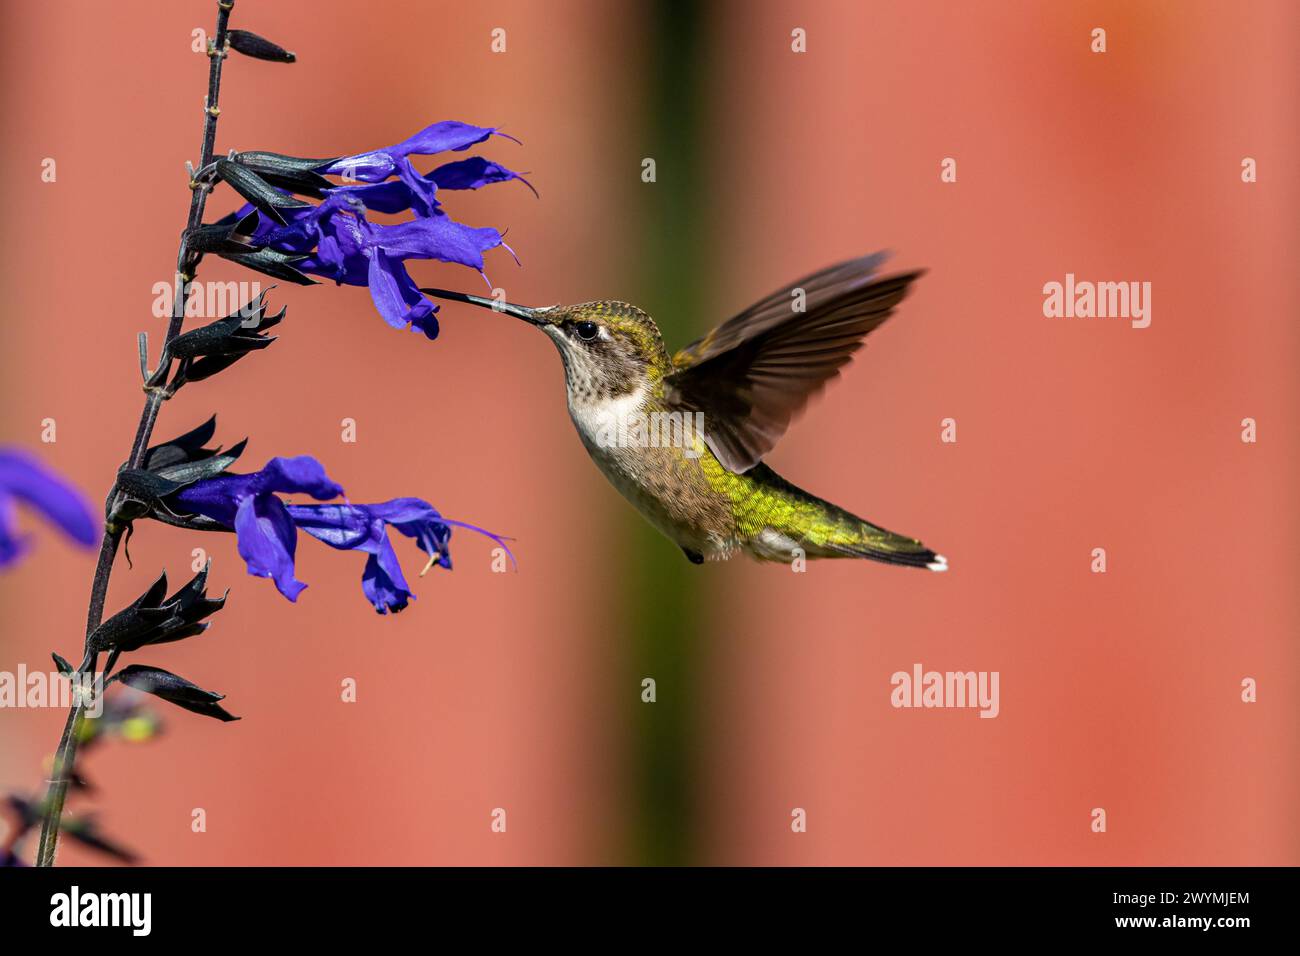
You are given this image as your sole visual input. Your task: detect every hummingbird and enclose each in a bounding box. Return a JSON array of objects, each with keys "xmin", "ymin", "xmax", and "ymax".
[{"xmin": 423, "ymin": 251, "xmax": 946, "ymax": 571}]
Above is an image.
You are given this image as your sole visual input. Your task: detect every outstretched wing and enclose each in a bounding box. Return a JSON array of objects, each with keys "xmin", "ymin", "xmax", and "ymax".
[{"xmin": 664, "ymin": 253, "xmax": 924, "ymax": 473}]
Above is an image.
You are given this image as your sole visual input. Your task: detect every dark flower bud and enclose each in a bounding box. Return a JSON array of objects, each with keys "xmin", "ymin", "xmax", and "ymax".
[
  {"xmin": 88, "ymin": 572, "xmax": 180, "ymax": 654},
  {"xmin": 113, "ymin": 469, "xmax": 185, "ymax": 508},
  {"xmin": 220, "ymin": 247, "xmax": 317, "ymax": 286},
  {"xmin": 148, "ymin": 442, "xmax": 247, "ymax": 488},
  {"xmin": 227, "ymin": 29, "xmax": 296, "ymax": 63},
  {"xmin": 141, "ymin": 416, "xmax": 243, "ymax": 472},
  {"xmin": 127, "ymin": 420, "xmax": 246, "ymax": 532},
  {"xmin": 111, "ymin": 468, "xmax": 209, "ymax": 526},
  {"xmin": 112, "ymin": 665, "xmax": 238, "ymax": 722},
  {"xmin": 185, "ymin": 208, "xmax": 263, "ymax": 255},
  {"xmin": 236, "ymin": 151, "xmax": 339, "ymax": 175},
  {"xmin": 89, "ymin": 564, "xmax": 226, "ymax": 654},
  {"xmin": 143, "ymin": 416, "xmax": 216, "ymax": 469},
  {"xmin": 216, "ymin": 159, "xmax": 311, "ymax": 226},
  {"xmin": 134, "ymin": 416, "xmax": 247, "ymax": 492},
  {"xmin": 169, "ymin": 293, "xmax": 285, "ymax": 383},
  {"xmin": 109, "ymin": 421, "xmax": 246, "ymax": 526},
  {"xmin": 232, "ymin": 151, "xmax": 337, "ymax": 199},
  {"xmin": 147, "ymin": 562, "xmax": 227, "ymax": 645}
]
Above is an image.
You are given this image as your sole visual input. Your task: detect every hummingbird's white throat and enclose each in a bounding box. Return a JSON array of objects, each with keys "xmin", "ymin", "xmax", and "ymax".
[{"xmin": 567, "ymin": 384, "xmax": 649, "ymax": 447}]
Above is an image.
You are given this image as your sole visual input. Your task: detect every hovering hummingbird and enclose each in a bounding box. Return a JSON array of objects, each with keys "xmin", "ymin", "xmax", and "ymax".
[{"xmin": 423, "ymin": 252, "xmax": 946, "ymax": 571}]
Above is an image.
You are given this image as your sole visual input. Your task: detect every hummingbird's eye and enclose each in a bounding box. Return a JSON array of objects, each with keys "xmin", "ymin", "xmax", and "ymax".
[{"xmin": 574, "ymin": 320, "xmax": 599, "ymax": 341}]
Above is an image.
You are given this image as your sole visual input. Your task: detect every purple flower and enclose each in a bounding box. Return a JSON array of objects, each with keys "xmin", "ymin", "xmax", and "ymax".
[
  {"xmin": 329, "ymin": 154, "xmax": 534, "ymax": 218},
  {"xmin": 0, "ymin": 449, "xmax": 98, "ymax": 568},
  {"xmin": 291, "ymin": 498, "xmax": 514, "ymax": 614},
  {"xmin": 321, "ymin": 120, "xmax": 514, "ymax": 187},
  {"xmin": 172, "ymin": 458, "xmax": 511, "ymax": 611},
  {"xmin": 173, "ymin": 456, "xmax": 343, "ymax": 601},
  {"xmin": 251, "ymin": 201, "xmax": 513, "ymax": 339},
  {"xmin": 230, "ymin": 121, "xmax": 528, "ymax": 339}
]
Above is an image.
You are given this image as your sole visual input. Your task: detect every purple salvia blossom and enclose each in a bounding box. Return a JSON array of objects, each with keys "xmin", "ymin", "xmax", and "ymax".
[
  {"xmin": 173, "ymin": 456, "xmax": 343, "ymax": 601},
  {"xmin": 320, "ymin": 120, "xmax": 516, "ymax": 187},
  {"xmin": 283, "ymin": 203, "xmax": 511, "ymax": 339},
  {"xmin": 229, "ymin": 120, "xmax": 529, "ymax": 338},
  {"xmin": 173, "ymin": 459, "xmax": 510, "ymax": 611},
  {"xmin": 0, "ymin": 449, "xmax": 98, "ymax": 568},
  {"xmin": 290, "ymin": 498, "xmax": 515, "ymax": 614}
]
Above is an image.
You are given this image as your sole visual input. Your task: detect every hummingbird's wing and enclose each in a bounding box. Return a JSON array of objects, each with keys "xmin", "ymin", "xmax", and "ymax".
[{"xmin": 664, "ymin": 253, "xmax": 924, "ymax": 473}]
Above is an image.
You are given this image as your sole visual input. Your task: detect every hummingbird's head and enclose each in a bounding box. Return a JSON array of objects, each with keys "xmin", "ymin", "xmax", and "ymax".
[
  {"xmin": 420, "ymin": 289, "xmax": 670, "ymax": 401},
  {"xmin": 529, "ymin": 301, "xmax": 671, "ymax": 399}
]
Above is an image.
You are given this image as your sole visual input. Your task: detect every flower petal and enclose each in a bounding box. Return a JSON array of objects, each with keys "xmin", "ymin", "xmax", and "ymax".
[
  {"xmin": 431, "ymin": 156, "xmax": 533, "ymax": 194},
  {"xmin": 288, "ymin": 502, "xmax": 376, "ymax": 551},
  {"xmin": 364, "ymin": 498, "xmax": 449, "ymax": 557},
  {"xmin": 320, "ymin": 122, "xmax": 499, "ymax": 183},
  {"xmin": 173, "ymin": 473, "xmax": 251, "ymax": 526},
  {"xmin": 368, "ymin": 532, "xmax": 413, "ymax": 613},
  {"xmin": 250, "ymin": 456, "xmax": 345, "ymax": 501},
  {"xmin": 368, "ymin": 497, "xmax": 515, "ymax": 569},
  {"xmin": 390, "ymin": 120, "xmax": 498, "ymax": 158},
  {"xmin": 0, "ymin": 494, "xmax": 28, "ymax": 567},
  {"xmin": 233, "ymin": 493, "xmax": 305, "ymax": 601},
  {"xmin": 288, "ymin": 502, "xmax": 414, "ymax": 613},
  {"xmin": 362, "ymin": 550, "xmax": 412, "ymax": 614},
  {"xmin": 372, "ymin": 216, "xmax": 504, "ymax": 270},
  {"xmin": 0, "ymin": 450, "xmax": 98, "ymax": 549},
  {"xmin": 366, "ymin": 249, "xmax": 418, "ymax": 330},
  {"xmin": 395, "ymin": 158, "xmax": 439, "ymax": 217},
  {"xmin": 366, "ymin": 251, "xmax": 439, "ymax": 337},
  {"xmin": 330, "ymin": 178, "xmax": 436, "ymax": 216}
]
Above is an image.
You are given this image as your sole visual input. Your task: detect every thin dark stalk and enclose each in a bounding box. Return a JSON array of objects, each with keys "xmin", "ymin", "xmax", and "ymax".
[{"xmin": 34, "ymin": 0, "xmax": 236, "ymax": 867}]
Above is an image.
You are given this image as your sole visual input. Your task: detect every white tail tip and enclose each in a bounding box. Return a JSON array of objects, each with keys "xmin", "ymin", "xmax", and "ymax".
[{"xmin": 927, "ymin": 554, "xmax": 949, "ymax": 573}]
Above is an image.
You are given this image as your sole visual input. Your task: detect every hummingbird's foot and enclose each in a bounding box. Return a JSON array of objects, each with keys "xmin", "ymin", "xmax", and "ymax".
[
  {"xmin": 419, "ymin": 552, "xmax": 442, "ymax": 576},
  {"xmin": 681, "ymin": 547, "xmax": 704, "ymax": 565}
]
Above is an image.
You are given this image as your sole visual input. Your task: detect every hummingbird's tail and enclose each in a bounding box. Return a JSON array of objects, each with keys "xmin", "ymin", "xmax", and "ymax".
[
  {"xmin": 814, "ymin": 523, "xmax": 948, "ymax": 571},
  {"xmin": 736, "ymin": 464, "xmax": 947, "ymax": 571}
]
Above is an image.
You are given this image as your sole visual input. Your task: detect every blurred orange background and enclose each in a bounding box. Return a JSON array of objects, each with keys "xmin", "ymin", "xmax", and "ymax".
[{"xmin": 1, "ymin": 0, "xmax": 1296, "ymax": 865}]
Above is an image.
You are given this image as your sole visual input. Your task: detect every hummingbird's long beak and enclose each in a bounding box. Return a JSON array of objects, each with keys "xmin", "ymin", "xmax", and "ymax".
[{"xmin": 420, "ymin": 287, "xmax": 542, "ymax": 325}]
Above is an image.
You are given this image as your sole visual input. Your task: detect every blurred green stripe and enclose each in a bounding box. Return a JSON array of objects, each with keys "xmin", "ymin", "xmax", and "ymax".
[{"xmin": 624, "ymin": 0, "xmax": 708, "ymax": 866}]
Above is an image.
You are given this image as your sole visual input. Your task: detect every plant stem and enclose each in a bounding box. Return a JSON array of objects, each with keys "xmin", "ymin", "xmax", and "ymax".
[{"xmin": 34, "ymin": 0, "xmax": 236, "ymax": 867}]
